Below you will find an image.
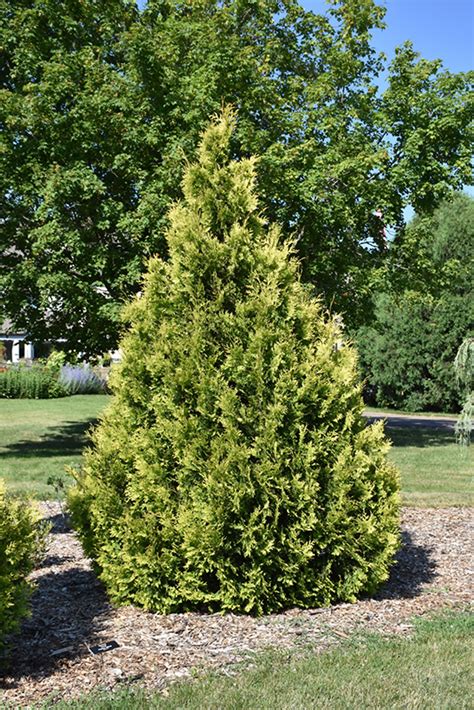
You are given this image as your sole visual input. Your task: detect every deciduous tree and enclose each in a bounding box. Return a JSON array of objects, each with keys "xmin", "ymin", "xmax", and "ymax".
[
  {"xmin": 1, "ymin": 0, "xmax": 472, "ymax": 355},
  {"xmin": 357, "ymin": 193, "xmax": 474, "ymax": 412}
]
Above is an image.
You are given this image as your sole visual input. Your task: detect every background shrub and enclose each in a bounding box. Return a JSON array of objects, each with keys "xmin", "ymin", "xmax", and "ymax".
[
  {"xmin": 0, "ymin": 354, "xmax": 107, "ymax": 399},
  {"xmin": 357, "ymin": 291, "xmax": 470, "ymax": 412},
  {"xmin": 69, "ymin": 111, "xmax": 400, "ymax": 616},
  {"xmin": 356, "ymin": 193, "xmax": 474, "ymax": 413},
  {"xmin": 0, "ymin": 483, "xmax": 46, "ymax": 650},
  {"xmin": 0, "ymin": 365, "xmax": 68, "ymax": 399},
  {"xmin": 454, "ymin": 338, "xmax": 474, "ymax": 445},
  {"xmin": 59, "ymin": 365, "xmax": 107, "ymax": 395},
  {"xmin": 43, "ymin": 350, "xmax": 67, "ymax": 375}
]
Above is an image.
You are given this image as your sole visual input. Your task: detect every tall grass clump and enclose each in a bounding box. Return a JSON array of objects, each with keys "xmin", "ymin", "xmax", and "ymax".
[
  {"xmin": 68, "ymin": 110, "xmax": 400, "ymax": 615},
  {"xmin": 0, "ymin": 364, "xmax": 67, "ymax": 399}
]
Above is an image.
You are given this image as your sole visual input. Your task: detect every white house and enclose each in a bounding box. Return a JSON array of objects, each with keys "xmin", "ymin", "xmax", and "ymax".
[
  {"xmin": 0, "ymin": 320, "xmax": 36, "ymax": 362},
  {"xmin": 0, "ymin": 319, "xmax": 121, "ymax": 364}
]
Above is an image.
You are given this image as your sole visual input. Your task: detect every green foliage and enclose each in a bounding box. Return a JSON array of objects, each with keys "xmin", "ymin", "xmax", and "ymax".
[
  {"xmin": 1, "ymin": 395, "xmax": 466, "ymax": 506},
  {"xmin": 388, "ymin": 193, "xmax": 474, "ymax": 297},
  {"xmin": 43, "ymin": 350, "xmax": 67, "ymax": 375},
  {"xmin": 454, "ymin": 338, "xmax": 474, "ymax": 446},
  {"xmin": 357, "ymin": 291, "xmax": 471, "ymax": 412},
  {"xmin": 58, "ymin": 365, "xmax": 107, "ymax": 395},
  {"xmin": 357, "ymin": 194, "xmax": 474, "ymax": 413},
  {"xmin": 0, "ymin": 482, "xmax": 46, "ymax": 651},
  {"xmin": 1, "ymin": 0, "xmax": 472, "ymax": 355},
  {"xmin": 0, "ymin": 364, "xmax": 68, "ymax": 399},
  {"xmin": 455, "ymin": 393, "xmax": 473, "ymax": 447},
  {"xmin": 454, "ymin": 338, "xmax": 474, "ymax": 393},
  {"xmin": 0, "ymin": 355, "xmax": 106, "ymax": 399},
  {"xmin": 68, "ymin": 111, "xmax": 400, "ymax": 615}
]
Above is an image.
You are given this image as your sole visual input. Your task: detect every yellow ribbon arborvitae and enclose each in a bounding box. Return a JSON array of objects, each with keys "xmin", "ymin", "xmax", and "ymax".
[{"xmin": 68, "ymin": 108, "xmax": 400, "ymax": 615}]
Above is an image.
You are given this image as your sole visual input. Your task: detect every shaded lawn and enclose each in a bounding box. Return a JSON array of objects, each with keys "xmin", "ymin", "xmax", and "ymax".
[
  {"xmin": 0, "ymin": 396, "xmax": 110, "ymax": 498},
  {"xmin": 387, "ymin": 426, "xmax": 473, "ymax": 507},
  {"xmin": 365, "ymin": 406, "xmax": 457, "ymax": 418},
  {"xmin": 0, "ymin": 397, "xmax": 472, "ymax": 506},
  {"xmin": 44, "ymin": 612, "xmax": 473, "ymax": 710}
]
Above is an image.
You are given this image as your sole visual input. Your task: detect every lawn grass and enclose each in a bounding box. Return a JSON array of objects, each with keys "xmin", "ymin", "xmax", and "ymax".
[
  {"xmin": 1, "ymin": 401, "xmax": 472, "ymax": 707},
  {"xmin": 0, "ymin": 395, "xmax": 110, "ymax": 499},
  {"xmin": 364, "ymin": 405, "xmax": 457, "ymax": 418},
  {"xmin": 42, "ymin": 612, "xmax": 473, "ymax": 710},
  {"xmin": 387, "ymin": 426, "xmax": 473, "ymax": 507},
  {"xmin": 0, "ymin": 397, "xmax": 472, "ymax": 505}
]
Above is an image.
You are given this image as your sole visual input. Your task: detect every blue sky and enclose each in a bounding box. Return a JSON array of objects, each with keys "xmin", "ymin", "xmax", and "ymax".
[
  {"xmin": 373, "ymin": 0, "xmax": 473, "ymax": 75},
  {"xmin": 303, "ymin": 0, "xmax": 473, "ymax": 75}
]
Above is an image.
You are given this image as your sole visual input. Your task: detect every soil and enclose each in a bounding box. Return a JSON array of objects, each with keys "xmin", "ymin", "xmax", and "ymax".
[{"xmin": 1, "ymin": 504, "xmax": 472, "ymax": 707}]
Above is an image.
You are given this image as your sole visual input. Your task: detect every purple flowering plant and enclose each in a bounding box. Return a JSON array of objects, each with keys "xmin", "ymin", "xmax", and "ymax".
[{"xmin": 59, "ymin": 365, "xmax": 106, "ymax": 395}]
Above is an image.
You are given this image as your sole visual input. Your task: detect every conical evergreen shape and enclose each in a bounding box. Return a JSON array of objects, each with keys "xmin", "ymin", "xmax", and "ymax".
[{"xmin": 69, "ymin": 110, "xmax": 400, "ymax": 614}]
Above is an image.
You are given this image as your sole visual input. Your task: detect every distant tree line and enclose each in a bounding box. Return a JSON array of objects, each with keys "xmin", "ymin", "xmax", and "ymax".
[{"xmin": 357, "ymin": 193, "xmax": 474, "ymax": 412}]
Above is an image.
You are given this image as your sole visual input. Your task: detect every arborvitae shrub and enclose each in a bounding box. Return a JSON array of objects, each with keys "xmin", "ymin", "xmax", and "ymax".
[
  {"xmin": 69, "ymin": 110, "xmax": 400, "ymax": 615},
  {"xmin": 0, "ymin": 484, "xmax": 46, "ymax": 650}
]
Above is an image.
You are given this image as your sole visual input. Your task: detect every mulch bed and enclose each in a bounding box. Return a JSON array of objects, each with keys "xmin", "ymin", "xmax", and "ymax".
[{"xmin": 1, "ymin": 504, "xmax": 472, "ymax": 707}]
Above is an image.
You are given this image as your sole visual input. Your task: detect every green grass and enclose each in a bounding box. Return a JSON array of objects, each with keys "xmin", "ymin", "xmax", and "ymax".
[
  {"xmin": 39, "ymin": 612, "xmax": 473, "ymax": 710},
  {"xmin": 0, "ymin": 397, "xmax": 472, "ymax": 505},
  {"xmin": 365, "ymin": 406, "xmax": 457, "ymax": 418},
  {"xmin": 0, "ymin": 395, "xmax": 110, "ymax": 498},
  {"xmin": 387, "ymin": 427, "xmax": 473, "ymax": 507},
  {"xmin": 1, "ymin": 401, "xmax": 472, "ymax": 707}
]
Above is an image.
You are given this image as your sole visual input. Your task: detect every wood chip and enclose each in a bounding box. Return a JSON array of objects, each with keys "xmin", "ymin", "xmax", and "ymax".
[{"xmin": 0, "ymin": 504, "xmax": 472, "ymax": 705}]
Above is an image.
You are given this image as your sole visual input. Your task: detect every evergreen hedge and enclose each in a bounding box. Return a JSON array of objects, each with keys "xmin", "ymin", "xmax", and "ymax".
[
  {"xmin": 69, "ymin": 111, "xmax": 400, "ymax": 615},
  {"xmin": 357, "ymin": 291, "xmax": 470, "ymax": 412}
]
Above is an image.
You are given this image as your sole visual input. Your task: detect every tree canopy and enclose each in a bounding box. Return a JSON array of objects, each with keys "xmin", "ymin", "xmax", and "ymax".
[
  {"xmin": 387, "ymin": 192, "xmax": 474, "ymax": 298},
  {"xmin": 1, "ymin": 0, "xmax": 472, "ymax": 355},
  {"xmin": 357, "ymin": 193, "xmax": 474, "ymax": 412}
]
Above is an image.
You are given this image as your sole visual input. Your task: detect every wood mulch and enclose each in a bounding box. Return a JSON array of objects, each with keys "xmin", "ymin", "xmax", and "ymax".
[{"xmin": 1, "ymin": 504, "xmax": 472, "ymax": 707}]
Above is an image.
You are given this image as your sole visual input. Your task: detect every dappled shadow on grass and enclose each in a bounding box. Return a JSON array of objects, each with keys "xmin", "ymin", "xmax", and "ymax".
[
  {"xmin": 384, "ymin": 426, "xmax": 455, "ymax": 449},
  {"xmin": 375, "ymin": 530, "xmax": 437, "ymax": 600},
  {"xmin": 0, "ymin": 418, "xmax": 99, "ymax": 459}
]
